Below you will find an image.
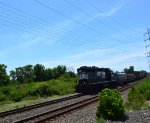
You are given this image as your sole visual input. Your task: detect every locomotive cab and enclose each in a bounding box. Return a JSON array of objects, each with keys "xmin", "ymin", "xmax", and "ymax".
[{"xmin": 77, "ymin": 67, "xmax": 89, "ymax": 85}]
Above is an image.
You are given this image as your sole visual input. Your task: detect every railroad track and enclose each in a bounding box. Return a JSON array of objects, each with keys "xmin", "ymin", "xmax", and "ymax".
[
  {"xmin": 0, "ymin": 79, "xmax": 143, "ymax": 123},
  {"xmin": 0, "ymin": 93, "xmax": 85, "ymax": 117},
  {"xmin": 118, "ymin": 79, "xmax": 143, "ymax": 91},
  {"xmin": 0, "ymin": 93, "xmax": 87, "ymax": 122},
  {"xmin": 15, "ymin": 96, "xmax": 99, "ymax": 123}
]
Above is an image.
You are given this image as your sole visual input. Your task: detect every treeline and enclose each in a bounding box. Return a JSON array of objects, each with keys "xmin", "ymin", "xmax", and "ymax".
[
  {"xmin": 0, "ymin": 64, "xmax": 76, "ymax": 85},
  {"xmin": 123, "ymin": 66, "xmax": 146, "ymax": 74},
  {"xmin": 124, "ymin": 66, "xmax": 134, "ymax": 74}
]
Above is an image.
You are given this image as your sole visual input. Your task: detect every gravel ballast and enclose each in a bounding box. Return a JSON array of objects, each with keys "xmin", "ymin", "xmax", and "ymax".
[
  {"xmin": 108, "ymin": 109, "xmax": 150, "ymax": 123},
  {"xmin": 48, "ymin": 102, "xmax": 98, "ymax": 123},
  {"xmin": 48, "ymin": 103, "xmax": 150, "ymax": 123},
  {"xmin": 47, "ymin": 88, "xmax": 150, "ymax": 123}
]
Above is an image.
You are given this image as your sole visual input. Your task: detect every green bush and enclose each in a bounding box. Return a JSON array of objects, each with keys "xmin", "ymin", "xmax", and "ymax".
[
  {"xmin": 10, "ymin": 90, "xmax": 23, "ymax": 102},
  {"xmin": 0, "ymin": 77, "xmax": 76, "ymax": 104},
  {"xmin": 0, "ymin": 87, "xmax": 11, "ymax": 96},
  {"xmin": 0, "ymin": 93, "xmax": 7, "ymax": 102},
  {"xmin": 47, "ymin": 79, "xmax": 76, "ymax": 95},
  {"xmin": 23, "ymin": 84, "xmax": 38, "ymax": 97},
  {"xmin": 97, "ymin": 117, "xmax": 106, "ymax": 123},
  {"xmin": 35, "ymin": 83, "xmax": 51, "ymax": 96},
  {"xmin": 97, "ymin": 88, "xmax": 125, "ymax": 120}
]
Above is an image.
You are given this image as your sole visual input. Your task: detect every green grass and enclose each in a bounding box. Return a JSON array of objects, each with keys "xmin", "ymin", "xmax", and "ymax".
[
  {"xmin": 125, "ymin": 77, "xmax": 150, "ymax": 110},
  {"xmin": 97, "ymin": 117, "xmax": 106, "ymax": 123},
  {"xmin": 0, "ymin": 76, "xmax": 76, "ymax": 107}
]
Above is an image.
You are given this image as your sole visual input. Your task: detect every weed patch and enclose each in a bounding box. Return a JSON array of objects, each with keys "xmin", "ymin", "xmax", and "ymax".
[
  {"xmin": 125, "ymin": 78, "xmax": 150, "ymax": 110},
  {"xmin": 0, "ymin": 77, "xmax": 76, "ymax": 104}
]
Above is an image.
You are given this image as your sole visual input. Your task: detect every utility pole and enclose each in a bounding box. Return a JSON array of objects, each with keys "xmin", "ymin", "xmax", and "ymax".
[{"xmin": 144, "ymin": 28, "xmax": 150, "ymax": 71}]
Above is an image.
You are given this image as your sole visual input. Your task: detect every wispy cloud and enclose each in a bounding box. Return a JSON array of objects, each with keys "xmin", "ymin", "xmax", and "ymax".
[
  {"xmin": 86, "ymin": 0, "xmax": 128, "ymax": 23},
  {"xmin": 92, "ymin": 51, "xmax": 145, "ymax": 65},
  {"xmin": 66, "ymin": 47, "xmax": 121, "ymax": 61},
  {"xmin": 39, "ymin": 42, "xmax": 146, "ymax": 71},
  {"xmin": 69, "ymin": 50, "xmax": 146, "ymax": 71},
  {"xmin": 40, "ymin": 50, "xmax": 146, "ymax": 72}
]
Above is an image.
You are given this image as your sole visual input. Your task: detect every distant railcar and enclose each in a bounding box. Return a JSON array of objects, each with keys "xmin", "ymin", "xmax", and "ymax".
[
  {"xmin": 134, "ymin": 71, "xmax": 146, "ymax": 79},
  {"xmin": 126, "ymin": 74, "xmax": 136, "ymax": 82},
  {"xmin": 114, "ymin": 72, "xmax": 127, "ymax": 84}
]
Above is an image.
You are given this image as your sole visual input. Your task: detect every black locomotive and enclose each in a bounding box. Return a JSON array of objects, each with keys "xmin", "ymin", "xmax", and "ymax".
[{"xmin": 76, "ymin": 66, "xmax": 146, "ymax": 93}]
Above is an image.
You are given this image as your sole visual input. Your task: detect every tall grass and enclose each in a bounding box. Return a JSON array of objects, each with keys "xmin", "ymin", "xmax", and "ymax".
[
  {"xmin": 125, "ymin": 77, "xmax": 150, "ymax": 110},
  {"xmin": 0, "ymin": 77, "xmax": 76, "ymax": 104}
]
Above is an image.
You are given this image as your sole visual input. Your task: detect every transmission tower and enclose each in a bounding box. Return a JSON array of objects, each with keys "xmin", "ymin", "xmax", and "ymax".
[{"xmin": 144, "ymin": 28, "xmax": 150, "ymax": 71}]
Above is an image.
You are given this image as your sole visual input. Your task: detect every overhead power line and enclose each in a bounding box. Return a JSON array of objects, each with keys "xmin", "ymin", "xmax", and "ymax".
[
  {"xmin": 84, "ymin": 0, "xmax": 140, "ymax": 40},
  {"xmin": 0, "ymin": 2, "xmax": 113, "ymax": 48},
  {"xmin": 63, "ymin": 0, "xmax": 126, "ymax": 34},
  {"xmin": 85, "ymin": 0, "xmax": 128, "ymax": 28},
  {"xmin": 0, "ymin": 0, "xmax": 134, "ymax": 52},
  {"xmin": 0, "ymin": 2, "xmax": 105, "ymax": 49},
  {"xmin": 34, "ymin": 0, "xmax": 127, "ymax": 43},
  {"xmin": 0, "ymin": 3, "xmax": 87, "ymax": 39},
  {"xmin": 0, "ymin": 0, "xmax": 144, "ymax": 64}
]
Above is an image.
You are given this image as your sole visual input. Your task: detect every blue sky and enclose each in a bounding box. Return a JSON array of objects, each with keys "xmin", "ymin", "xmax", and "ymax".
[{"xmin": 0, "ymin": 0, "xmax": 150, "ymax": 73}]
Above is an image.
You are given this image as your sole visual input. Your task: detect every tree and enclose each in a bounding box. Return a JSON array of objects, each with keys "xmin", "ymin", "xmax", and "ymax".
[
  {"xmin": 15, "ymin": 67, "xmax": 24, "ymax": 84},
  {"xmin": 0, "ymin": 64, "xmax": 10, "ymax": 85},
  {"xmin": 44, "ymin": 68, "xmax": 54, "ymax": 81},
  {"xmin": 129, "ymin": 66, "xmax": 134, "ymax": 73},
  {"xmin": 53, "ymin": 65, "xmax": 67, "ymax": 79},
  {"xmin": 33, "ymin": 64, "xmax": 45, "ymax": 82},
  {"xmin": 23, "ymin": 64, "xmax": 33, "ymax": 83},
  {"xmin": 66, "ymin": 71, "xmax": 76, "ymax": 78},
  {"xmin": 124, "ymin": 66, "xmax": 134, "ymax": 74},
  {"xmin": 10, "ymin": 65, "xmax": 33, "ymax": 84},
  {"xmin": 10, "ymin": 70, "xmax": 16, "ymax": 84},
  {"xmin": 66, "ymin": 67, "xmax": 76, "ymax": 78}
]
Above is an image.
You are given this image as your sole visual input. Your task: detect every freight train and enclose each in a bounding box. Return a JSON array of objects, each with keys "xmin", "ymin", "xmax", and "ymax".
[{"xmin": 76, "ymin": 66, "xmax": 146, "ymax": 93}]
